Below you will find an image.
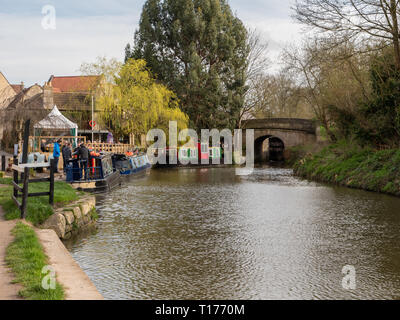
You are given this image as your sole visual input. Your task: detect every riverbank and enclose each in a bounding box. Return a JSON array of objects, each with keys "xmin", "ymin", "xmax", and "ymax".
[
  {"xmin": 0, "ymin": 177, "xmax": 103, "ymax": 300},
  {"xmin": 293, "ymin": 142, "xmax": 400, "ymax": 197}
]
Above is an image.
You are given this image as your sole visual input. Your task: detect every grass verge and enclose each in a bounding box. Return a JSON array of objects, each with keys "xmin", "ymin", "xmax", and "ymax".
[
  {"xmin": 0, "ymin": 178, "xmax": 80, "ymax": 225},
  {"xmin": 294, "ymin": 141, "xmax": 400, "ymax": 196},
  {"xmin": 6, "ymin": 222, "xmax": 65, "ymax": 300}
]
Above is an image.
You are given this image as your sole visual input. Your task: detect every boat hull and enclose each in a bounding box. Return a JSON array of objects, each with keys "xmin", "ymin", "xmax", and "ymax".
[{"xmin": 69, "ymin": 171, "xmax": 121, "ymax": 193}]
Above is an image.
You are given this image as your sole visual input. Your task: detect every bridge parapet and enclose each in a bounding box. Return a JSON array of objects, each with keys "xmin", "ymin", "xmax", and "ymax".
[{"xmin": 242, "ymin": 118, "xmax": 317, "ymax": 134}]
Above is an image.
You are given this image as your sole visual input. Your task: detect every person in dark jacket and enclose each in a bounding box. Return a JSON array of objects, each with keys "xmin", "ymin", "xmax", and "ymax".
[
  {"xmin": 77, "ymin": 143, "xmax": 90, "ymax": 180},
  {"xmin": 40, "ymin": 139, "xmax": 47, "ymax": 153},
  {"xmin": 62, "ymin": 142, "xmax": 72, "ymax": 173}
]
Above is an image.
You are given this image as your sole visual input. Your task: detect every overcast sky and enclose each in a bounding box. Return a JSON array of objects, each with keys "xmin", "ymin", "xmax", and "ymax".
[{"xmin": 0, "ymin": 0, "xmax": 303, "ymax": 86}]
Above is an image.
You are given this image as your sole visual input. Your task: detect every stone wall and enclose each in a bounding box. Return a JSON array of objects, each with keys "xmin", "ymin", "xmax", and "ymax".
[{"xmin": 40, "ymin": 196, "xmax": 97, "ymax": 240}]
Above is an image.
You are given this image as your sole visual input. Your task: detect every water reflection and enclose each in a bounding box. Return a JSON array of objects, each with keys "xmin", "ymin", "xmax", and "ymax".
[{"xmin": 66, "ymin": 166, "xmax": 400, "ymax": 300}]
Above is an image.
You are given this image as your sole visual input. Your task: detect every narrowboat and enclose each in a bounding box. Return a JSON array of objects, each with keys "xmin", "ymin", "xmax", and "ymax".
[
  {"xmin": 153, "ymin": 143, "xmax": 222, "ymax": 168},
  {"xmin": 66, "ymin": 154, "xmax": 121, "ymax": 193},
  {"xmin": 112, "ymin": 153, "xmax": 152, "ymax": 177}
]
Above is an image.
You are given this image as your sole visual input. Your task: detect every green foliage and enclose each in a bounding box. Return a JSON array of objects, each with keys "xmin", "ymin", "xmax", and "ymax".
[
  {"xmin": 6, "ymin": 222, "xmax": 65, "ymax": 300},
  {"xmin": 128, "ymin": 0, "xmax": 249, "ymax": 130},
  {"xmin": 329, "ymin": 48, "xmax": 400, "ymax": 147},
  {"xmin": 294, "ymin": 142, "xmax": 400, "ymax": 196},
  {"xmin": 89, "ymin": 208, "xmax": 99, "ymax": 221},
  {"xmin": 0, "ymin": 181, "xmax": 79, "ymax": 225},
  {"xmin": 97, "ymin": 59, "xmax": 189, "ymax": 140}
]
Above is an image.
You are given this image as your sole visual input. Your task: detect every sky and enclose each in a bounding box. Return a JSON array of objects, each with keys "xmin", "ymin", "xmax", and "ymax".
[{"xmin": 0, "ymin": 0, "xmax": 303, "ymax": 86}]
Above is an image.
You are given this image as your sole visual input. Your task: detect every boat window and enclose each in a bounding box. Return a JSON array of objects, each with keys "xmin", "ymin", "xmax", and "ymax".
[{"xmin": 102, "ymin": 157, "xmax": 114, "ymax": 177}]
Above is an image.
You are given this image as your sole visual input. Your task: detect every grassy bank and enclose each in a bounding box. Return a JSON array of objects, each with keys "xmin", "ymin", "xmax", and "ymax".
[
  {"xmin": 6, "ymin": 222, "xmax": 64, "ymax": 300},
  {"xmin": 293, "ymin": 142, "xmax": 400, "ymax": 196},
  {"xmin": 0, "ymin": 178, "xmax": 80, "ymax": 225}
]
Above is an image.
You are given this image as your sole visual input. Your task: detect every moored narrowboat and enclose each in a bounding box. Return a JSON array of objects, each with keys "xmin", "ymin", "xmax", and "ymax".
[
  {"xmin": 66, "ymin": 153, "xmax": 121, "ymax": 193},
  {"xmin": 112, "ymin": 153, "xmax": 152, "ymax": 177},
  {"xmin": 152, "ymin": 143, "xmax": 222, "ymax": 168}
]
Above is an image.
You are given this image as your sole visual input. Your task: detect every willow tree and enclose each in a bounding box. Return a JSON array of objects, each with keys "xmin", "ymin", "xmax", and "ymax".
[
  {"xmin": 97, "ymin": 59, "xmax": 188, "ymax": 141},
  {"xmin": 126, "ymin": 0, "xmax": 249, "ymax": 131}
]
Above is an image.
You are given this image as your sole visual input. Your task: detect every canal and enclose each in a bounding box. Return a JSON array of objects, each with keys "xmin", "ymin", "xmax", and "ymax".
[{"xmin": 65, "ymin": 166, "xmax": 400, "ymax": 300}]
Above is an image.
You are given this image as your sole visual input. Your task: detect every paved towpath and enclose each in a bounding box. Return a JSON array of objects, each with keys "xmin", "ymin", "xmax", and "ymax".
[{"xmin": 0, "ymin": 184, "xmax": 102, "ymax": 300}]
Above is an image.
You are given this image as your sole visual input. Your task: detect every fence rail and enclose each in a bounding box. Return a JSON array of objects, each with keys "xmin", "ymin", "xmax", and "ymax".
[
  {"xmin": 87, "ymin": 143, "xmax": 136, "ymax": 154},
  {"xmin": 12, "ymin": 157, "xmax": 55, "ymax": 219}
]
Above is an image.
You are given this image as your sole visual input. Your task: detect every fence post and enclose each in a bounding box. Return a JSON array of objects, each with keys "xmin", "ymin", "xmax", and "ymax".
[
  {"xmin": 20, "ymin": 167, "xmax": 29, "ymax": 219},
  {"xmin": 1, "ymin": 155, "xmax": 5, "ymax": 172},
  {"xmin": 49, "ymin": 158, "xmax": 55, "ymax": 206}
]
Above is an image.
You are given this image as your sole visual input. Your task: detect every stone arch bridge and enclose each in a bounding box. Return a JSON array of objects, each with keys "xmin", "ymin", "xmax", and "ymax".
[{"xmin": 241, "ymin": 118, "xmax": 317, "ymax": 162}]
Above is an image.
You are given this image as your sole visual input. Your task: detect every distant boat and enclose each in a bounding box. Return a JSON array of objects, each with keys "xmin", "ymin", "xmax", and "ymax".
[
  {"xmin": 153, "ymin": 143, "xmax": 222, "ymax": 168},
  {"xmin": 112, "ymin": 153, "xmax": 152, "ymax": 177}
]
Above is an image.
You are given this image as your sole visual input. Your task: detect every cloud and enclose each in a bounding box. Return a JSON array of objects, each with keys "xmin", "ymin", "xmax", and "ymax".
[
  {"xmin": 0, "ymin": 0, "xmax": 300, "ymax": 85},
  {"xmin": 0, "ymin": 13, "xmax": 138, "ymax": 85}
]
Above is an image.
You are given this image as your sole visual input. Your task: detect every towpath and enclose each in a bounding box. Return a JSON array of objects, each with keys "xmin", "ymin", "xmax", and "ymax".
[{"xmin": 0, "ymin": 196, "xmax": 22, "ymax": 300}]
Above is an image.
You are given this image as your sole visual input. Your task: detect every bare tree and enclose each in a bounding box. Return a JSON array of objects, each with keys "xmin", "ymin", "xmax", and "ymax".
[
  {"xmin": 282, "ymin": 38, "xmax": 371, "ymax": 141},
  {"xmin": 249, "ymin": 73, "xmax": 305, "ymax": 119},
  {"xmin": 239, "ymin": 28, "xmax": 270, "ymax": 125},
  {"xmin": 294, "ymin": 0, "xmax": 400, "ymax": 69}
]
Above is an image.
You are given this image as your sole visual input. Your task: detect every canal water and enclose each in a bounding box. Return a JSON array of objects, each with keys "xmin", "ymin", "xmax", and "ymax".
[{"xmin": 66, "ymin": 166, "xmax": 400, "ymax": 300}]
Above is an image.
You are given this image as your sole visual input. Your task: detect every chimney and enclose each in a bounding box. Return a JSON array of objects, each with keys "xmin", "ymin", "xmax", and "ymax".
[
  {"xmin": 21, "ymin": 81, "xmax": 24, "ymax": 89},
  {"xmin": 43, "ymin": 82, "xmax": 54, "ymax": 109}
]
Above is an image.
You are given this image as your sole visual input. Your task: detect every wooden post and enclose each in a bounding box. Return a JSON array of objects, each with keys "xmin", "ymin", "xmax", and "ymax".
[
  {"xmin": 20, "ymin": 167, "xmax": 29, "ymax": 219},
  {"xmin": 22, "ymin": 119, "xmax": 31, "ymax": 164},
  {"xmin": 1, "ymin": 155, "xmax": 5, "ymax": 172},
  {"xmin": 13, "ymin": 156, "xmax": 18, "ymax": 199},
  {"xmin": 49, "ymin": 158, "xmax": 55, "ymax": 206}
]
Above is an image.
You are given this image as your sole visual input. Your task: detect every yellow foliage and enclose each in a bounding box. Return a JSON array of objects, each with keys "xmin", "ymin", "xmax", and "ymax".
[{"xmin": 98, "ymin": 59, "xmax": 188, "ymax": 139}]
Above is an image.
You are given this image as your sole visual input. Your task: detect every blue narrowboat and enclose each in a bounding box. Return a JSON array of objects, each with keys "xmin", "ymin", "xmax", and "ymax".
[
  {"xmin": 112, "ymin": 153, "xmax": 152, "ymax": 177},
  {"xmin": 66, "ymin": 154, "xmax": 121, "ymax": 193}
]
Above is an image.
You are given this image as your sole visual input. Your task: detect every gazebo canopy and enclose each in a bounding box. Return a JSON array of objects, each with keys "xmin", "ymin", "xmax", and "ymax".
[{"xmin": 34, "ymin": 106, "xmax": 78, "ymax": 130}]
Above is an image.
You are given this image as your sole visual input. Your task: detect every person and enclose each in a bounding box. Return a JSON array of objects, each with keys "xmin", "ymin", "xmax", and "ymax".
[
  {"xmin": 77, "ymin": 142, "xmax": 89, "ymax": 180},
  {"xmin": 62, "ymin": 142, "xmax": 72, "ymax": 173},
  {"xmin": 53, "ymin": 139, "xmax": 61, "ymax": 173},
  {"xmin": 40, "ymin": 139, "xmax": 47, "ymax": 153}
]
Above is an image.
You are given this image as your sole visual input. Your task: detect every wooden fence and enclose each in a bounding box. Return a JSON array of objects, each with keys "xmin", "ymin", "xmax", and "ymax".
[
  {"xmin": 12, "ymin": 157, "xmax": 55, "ymax": 219},
  {"xmin": 87, "ymin": 143, "xmax": 136, "ymax": 154},
  {"xmin": 29, "ymin": 136, "xmax": 87, "ymax": 153}
]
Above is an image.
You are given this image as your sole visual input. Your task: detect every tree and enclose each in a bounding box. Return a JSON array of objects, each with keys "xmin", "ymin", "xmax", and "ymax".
[
  {"xmin": 294, "ymin": 0, "xmax": 400, "ymax": 69},
  {"xmin": 80, "ymin": 56, "xmax": 122, "ymax": 84},
  {"xmin": 246, "ymin": 72, "xmax": 311, "ymax": 120},
  {"xmin": 97, "ymin": 59, "xmax": 188, "ymax": 141},
  {"xmin": 239, "ymin": 28, "xmax": 270, "ymax": 125},
  {"xmin": 282, "ymin": 39, "xmax": 369, "ymax": 141},
  {"xmin": 126, "ymin": 0, "xmax": 249, "ymax": 131}
]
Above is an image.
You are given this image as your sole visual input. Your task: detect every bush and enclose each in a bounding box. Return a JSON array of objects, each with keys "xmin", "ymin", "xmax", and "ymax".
[{"xmin": 294, "ymin": 142, "xmax": 400, "ymax": 196}]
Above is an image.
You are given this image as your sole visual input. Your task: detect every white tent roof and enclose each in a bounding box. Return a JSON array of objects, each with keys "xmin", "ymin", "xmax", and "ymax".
[{"xmin": 34, "ymin": 106, "xmax": 78, "ymax": 130}]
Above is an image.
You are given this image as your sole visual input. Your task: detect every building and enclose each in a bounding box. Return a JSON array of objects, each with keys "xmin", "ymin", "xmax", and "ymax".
[
  {"xmin": 0, "ymin": 71, "xmax": 20, "ymax": 108},
  {"xmin": 45, "ymin": 75, "xmax": 108, "ymax": 141},
  {"xmin": 0, "ymin": 71, "xmax": 111, "ymax": 150}
]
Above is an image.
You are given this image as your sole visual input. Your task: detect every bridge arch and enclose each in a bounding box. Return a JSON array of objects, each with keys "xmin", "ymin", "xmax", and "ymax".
[
  {"xmin": 242, "ymin": 118, "xmax": 317, "ymax": 162},
  {"xmin": 254, "ymin": 135, "xmax": 285, "ymax": 162}
]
